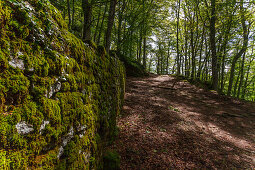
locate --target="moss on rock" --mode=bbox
[0,0,125,169]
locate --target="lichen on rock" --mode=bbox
[0,0,125,169]
[15,121,34,135]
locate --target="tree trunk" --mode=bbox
[176,0,181,75]
[72,0,75,28]
[210,0,218,90]
[237,53,246,98]
[233,67,241,97]
[191,27,195,79]
[184,16,189,77]
[227,1,248,96]
[138,30,143,63]
[97,2,108,44]
[82,0,92,41]
[143,37,147,69]
[105,0,117,52]
[220,49,226,93]
[197,26,205,79]
[117,0,127,52]
[67,0,71,29]
[93,4,102,42]
[241,61,252,99]
[166,41,171,74]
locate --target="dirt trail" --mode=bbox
[111,75,255,169]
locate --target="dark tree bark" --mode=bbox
[72,0,75,27]
[166,41,171,74]
[82,0,92,41]
[233,65,241,97]
[143,37,147,69]
[242,59,253,99]
[93,4,102,42]
[117,0,127,52]
[97,2,108,44]
[138,30,143,63]
[197,25,205,79]
[176,0,181,75]
[210,0,218,90]
[184,15,189,77]
[67,0,71,29]
[190,26,195,79]
[237,53,246,98]
[105,0,117,52]
[227,1,248,96]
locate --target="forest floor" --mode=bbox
[110,74,255,169]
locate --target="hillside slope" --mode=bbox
[0,0,125,169]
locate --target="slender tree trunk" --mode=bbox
[157,54,160,74]
[160,52,163,74]
[136,38,139,61]
[117,0,126,52]
[105,0,117,52]
[72,0,75,28]
[129,30,133,58]
[220,48,226,93]
[237,53,246,98]
[176,0,181,75]
[166,41,171,74]
[97,2,108,44]
[191,27,195,79]
[210,0,218,90]
[67,0,71,29]
[188,41,191,77]
[148,57,152,72]
[219,20,232,93]
[143,37,147,69]
[227,1,248,96]
[142,0,146,68]
[138,30,143,63]
[184,17,188,77]
[197,26,205,79]
[93,4,102,42]
[201,38,208,81]
[233,67,241,97]
[82,0,92,41]
[242,62,251,99]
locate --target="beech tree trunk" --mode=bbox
[210,0,218,90]
[67,0,71,29]
[227,1,248,96]
[82,0,92,41]
[105,0,117,52]
[176,0,181,75]
[97,2,108,44]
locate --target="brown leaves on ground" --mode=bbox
[111,75,255,169]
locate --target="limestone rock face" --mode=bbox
[0,0,125,169]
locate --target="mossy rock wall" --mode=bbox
[0,0,125,169]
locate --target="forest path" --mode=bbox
[111,75,255,169]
